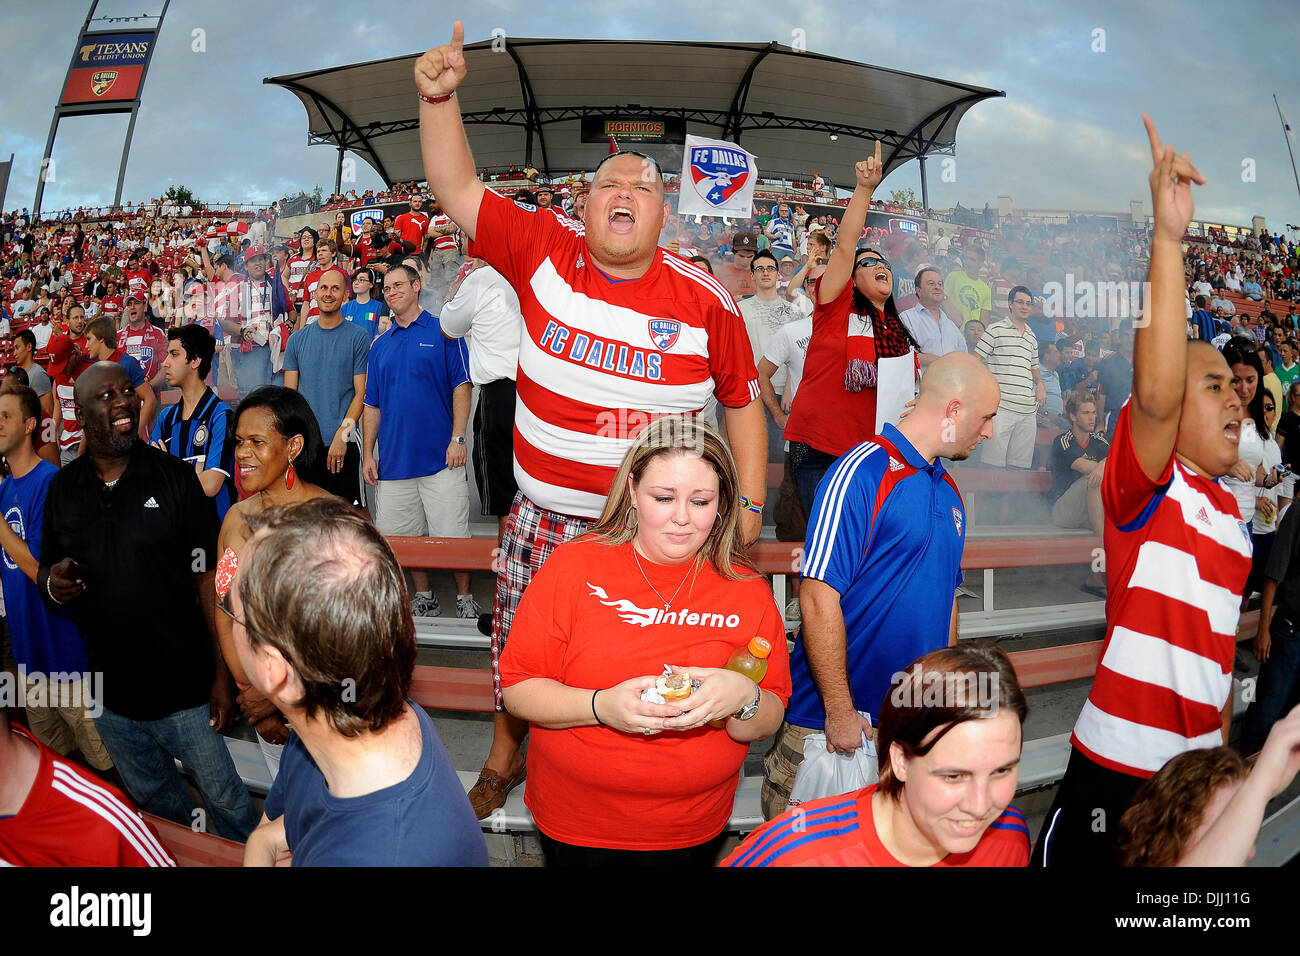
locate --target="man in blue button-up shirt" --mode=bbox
[760,352,1001,819]
[362,263,477,620]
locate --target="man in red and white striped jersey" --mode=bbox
[415,22,769,819]
[1033,116,1251,867]
[0,714,175,866]
[426,198,460,295]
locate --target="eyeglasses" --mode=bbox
[854,257,891,272]
[752,265,779,274]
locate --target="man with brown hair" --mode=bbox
[239,498,486,866]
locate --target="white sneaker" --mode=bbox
[785,598,802,623]
[412,592,441,618]
[456,594,482,619]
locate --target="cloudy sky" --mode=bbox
[5,0,1300,232]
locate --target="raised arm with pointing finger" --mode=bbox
[415,21,485,242]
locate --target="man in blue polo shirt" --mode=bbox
[362,263,478,619]
[760,352,1001,819]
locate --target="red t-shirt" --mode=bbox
[784,278,904,457]
[1071,404,1252,778]
[0,725,175,866]
[721,785,1029,867]
[498,538,790,850]
[352,236,379,270]
[394,210,431,252]
[468,188,759,518]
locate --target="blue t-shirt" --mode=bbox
[363,311,470,481]
[0,462,87,674]
[786,424,965,727]
[114,350,146,388]
[150,388,236,523]
[283,320,372,442]
[341,299,386,341]
[264,703,488,867]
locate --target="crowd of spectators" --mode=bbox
[6,67,1300,870]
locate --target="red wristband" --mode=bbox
[418,91,454,105]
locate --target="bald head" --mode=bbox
[917,352,999,410]
[898,351,1001,463]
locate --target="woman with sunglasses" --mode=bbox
[782,142,919,511]
[214,387,331,778]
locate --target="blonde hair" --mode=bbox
[586,415,757,581]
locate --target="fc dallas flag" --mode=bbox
[678,135,757,218]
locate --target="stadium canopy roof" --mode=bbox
[265,37,1003,189]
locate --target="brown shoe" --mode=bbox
[467,764,526,819]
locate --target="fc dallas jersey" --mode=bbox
[0,725,175,867]
[288,256,314,302]
[125,268,151,300]
[1071,404,1252,778]
[722,786,1030,867]
[118,323,168,381]
[100,294,123,318]
[394,210,431,252]
[429,213,458,251]
[468,188,759,518]
[352,236,379,270]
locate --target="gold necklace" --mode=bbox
[631,545,694,610]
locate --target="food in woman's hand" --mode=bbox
[657,672,693,702]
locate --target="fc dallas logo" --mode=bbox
[91,70,119,97]
[648,319,680,351]
[688,145,750,208]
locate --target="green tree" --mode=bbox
[164,183,199,206]
[888,187,917,206]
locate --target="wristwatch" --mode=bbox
[450,436,466,445]
[734,683,762,721]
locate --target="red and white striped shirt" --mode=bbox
[287,256,314,304]
[0,725,175,866]
[117,323,168,381]
[1072,403,1252,778]
[469,188,759,518]
[429,213,458,251]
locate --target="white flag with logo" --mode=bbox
[678,135,758,219]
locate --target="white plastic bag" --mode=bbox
[787,712,878,809]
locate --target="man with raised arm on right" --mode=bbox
[1032,117,1252,868]
[414,22,769,819]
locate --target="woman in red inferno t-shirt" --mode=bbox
[500,416,790,865]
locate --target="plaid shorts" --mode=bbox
[491,491,594,711]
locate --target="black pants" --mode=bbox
[789,441,840,515]
[1030,747,1144,868]
[317,441,362,507]
[538,830,726,867]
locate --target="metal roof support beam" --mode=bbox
[505,44,550,175]
[725,43,776,143]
